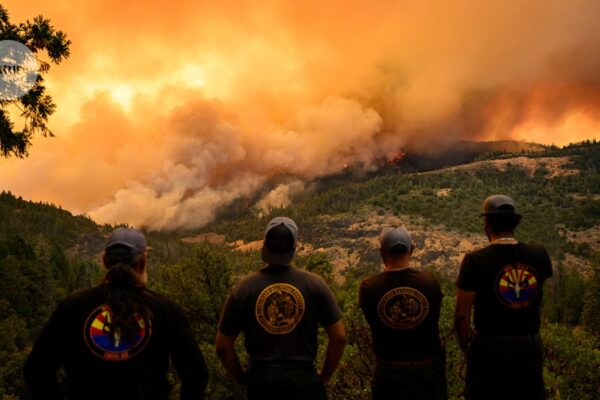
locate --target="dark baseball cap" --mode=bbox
[380,227,412,253]
[105,227,148,254]
[482,195,519,215]
[261,217,298,266]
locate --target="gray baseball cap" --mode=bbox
[380,227,412,253]
[261,217,298,266]
[105,227,148,254]
[482,195,519,215]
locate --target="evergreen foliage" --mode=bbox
[0,5,71,158]
[0,142,599,398]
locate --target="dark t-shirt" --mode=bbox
[359,268,443,361]
[456,242,553,336]
[24,285,208,400]
[218,265,342,363]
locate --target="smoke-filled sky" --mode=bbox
[1,0,599,230]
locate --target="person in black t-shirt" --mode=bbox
[360,227,447,400]
[24,228,208,400]
[455,195,553,400]
[216,217,347,400]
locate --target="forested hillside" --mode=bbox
[1,141,599,399]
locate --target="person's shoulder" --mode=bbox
[360,272,386,287]
[519,241,548,254]
[61,285,105,306]
[144,287,175,303]
[143,288,186,314]
[358,272,388,297]
[468,244,494,258]
[144,288,181,310]
[233,270,265,289]
[414,268,439,282]
[295,268,329,285]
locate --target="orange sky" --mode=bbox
[0,0,599,229]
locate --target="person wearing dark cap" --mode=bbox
[359,227,447,400]
[216,217,347,400]
[24,227,209,400]
[455,195,553,400]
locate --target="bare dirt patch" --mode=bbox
[423,156,578,179]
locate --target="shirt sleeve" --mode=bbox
[315,277,342,327]
[358,280,367,312]
[456,253,479,292]
[167,303,209,400]
[218,290,244,337]
[23,301,68,400]
[358,279,376,327]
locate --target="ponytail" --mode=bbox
[103,249,152,345]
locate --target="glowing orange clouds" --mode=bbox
[0,0,598,229]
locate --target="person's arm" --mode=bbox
[23,302,67,399]
[454,289,476,355]
[215,289,245,384]
[318,320,347,385]
[215,332,245,384]
[168,305,209,399]
[358,280,373,325]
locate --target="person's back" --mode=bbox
[360,227,447,400]
[455,195,553,400]
[24,228,208,400]
[460,241,552,336]
[360,268,442,360]
[223,266,341,363]
[216,217,347,400]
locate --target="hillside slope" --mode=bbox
[201,142,600,278]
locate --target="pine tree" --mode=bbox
[0,5,70,157]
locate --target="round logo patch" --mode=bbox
[377,287,429,329]
[255,283,305,334]
[495,263,539,309]
[84,305,151,361]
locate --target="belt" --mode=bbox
[376,357,434,367]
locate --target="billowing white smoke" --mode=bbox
[255,180,307,214]
[2,0,600,231]
[90,97,392,230]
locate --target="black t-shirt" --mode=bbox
[218,265,342,363]
[359,268,443,361]
[24,285,208,400]
[456,242,553,336]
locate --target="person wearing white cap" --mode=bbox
[455,195,553,400]
[24,227,209,399]
[359,227,447,400]
[216,217,347,400]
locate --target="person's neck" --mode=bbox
[266,263,290,269]
[489,232,517,243]
[383,263,411,272]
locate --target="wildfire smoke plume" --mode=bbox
[0,0,598,229]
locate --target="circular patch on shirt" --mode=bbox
[255,283,305,334]
[495,263,539,309]
[83,305,151,361]
[377,287,429,329]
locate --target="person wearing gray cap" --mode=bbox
[455,195,553,400]
[359,227,447,399]
[216,217,347,400]
[24,227,209,400]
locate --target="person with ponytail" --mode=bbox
[24,227,209,400]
